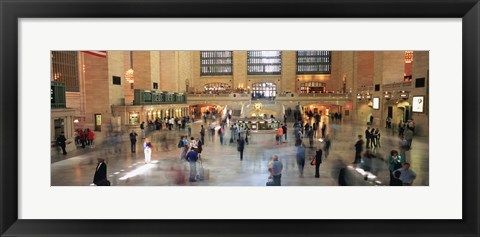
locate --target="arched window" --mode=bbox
[252,82,277,98]
[204,83,231,93]
[299,82,326,94]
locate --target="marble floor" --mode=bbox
[51,119,429,186]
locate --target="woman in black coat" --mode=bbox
[314,147,323,178]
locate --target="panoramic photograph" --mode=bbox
[50,50,429,186]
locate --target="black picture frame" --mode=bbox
[1,0,479,236]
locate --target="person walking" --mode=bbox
[321,122,327,138]
[186,122,192,137]
[237,137,245,161]
[399,135,409,162]
[270,155,283,186]
[282,124,287,143]
[276,127,283,145]
[308,128,314,148]
[144,138,153,163]
[87,129,95,148]
[200,125,205,145]
[388,150,404,185]
[365,127,371,149]
[370,128,377,151]
[195,137,203,159]
[323,134,331,159]
[314,147,323,178]
[56,132,67,155]
[404,127,414,149]
[353,135,364,164]
[218,126,224,145]
[129,130,138,153]
[93,158,109,186]
[140,122,145,139]
[186,147,199,182]
[296,144,306,177]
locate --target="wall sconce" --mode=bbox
[384,91,391,100]
[399,90,409,100]
[356,93,362,100]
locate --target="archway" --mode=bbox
[299,81,326,94]
[252,82,276,99]
[203,82,231,93]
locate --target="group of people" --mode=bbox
[365,126,381,151]
[74,128,95,149]
[351,122,417,185]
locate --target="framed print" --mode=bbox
[372,97,380,110]
[1,0,479,237]
[412,96,424,113]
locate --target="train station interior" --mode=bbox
[50,50,429,186]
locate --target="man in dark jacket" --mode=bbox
[56,132,67,155]
[365,127,371,149]
[237,138,245,161]
[353,135,364,164]
[93,158,108,186]
[129,130,138,153]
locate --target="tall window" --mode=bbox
[51,51,79,92]
[200,51,233,76]
[247,51,282,75]
[296,51,331,74]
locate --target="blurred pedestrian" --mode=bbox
[352,135,364,164]
[200,125,205,145]
[140,122,145,139]
[271,155,283,186]
[144,138,153,163]
[399,136,409,162]
[395,163,417,186]
[129,130,138,153]
[186,147,198,182]
[296,144,306,177]
[323,134,331,159]
[321,122,327,138]
[87,129,95,148]
[390,170,403,186]
[93,158,109,186]
[314,147,323,178]
[237,137,245,161]
[56,132,67,155]
[388,150,404,185]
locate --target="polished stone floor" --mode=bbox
[51,118,429,186]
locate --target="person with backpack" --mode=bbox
[185,147,199,182]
